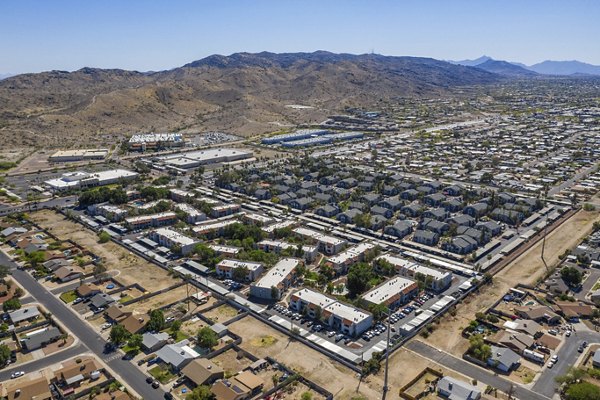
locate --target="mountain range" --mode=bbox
[0,51,498,149]
[450,56,600,76]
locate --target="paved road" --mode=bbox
[406,340,550,400]
[533,329,600,397]
[0,195,78,216]
[0,251,164,400]
[0,343,85,381]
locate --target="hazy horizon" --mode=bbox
[1,0,599,74]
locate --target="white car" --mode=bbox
[551,355,558,363]
[547,361,554,369]
[10,371,25,379]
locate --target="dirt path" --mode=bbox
[424,209,600,355]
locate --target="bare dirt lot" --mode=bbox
[128,286,188,314]
[228,315,382,400]
[211,349,254,376]
[203,304,239,324]
[30,210,180,291]
[425,209,600,356]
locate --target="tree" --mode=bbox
[109,324,129,345]
[301,392,313,400]
[3,298,21,312]
[368,303,389,322]
[93,262,108,280]
[565,381,600,400]
[186,385,215,400]
[146,309,166,332]
[347,263,375,297]
[0,343,11,366]
[270,286,280,300]
[127,334,143,351]
[0,265,10,279]
[232,266,249,282]
[197,327,218,349]
[468,334,492,362]
[170,320,182,339]
[561,266,583,287]
[25,251,45,268]
[98,231,111,243]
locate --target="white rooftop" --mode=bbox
[253,258,299,289]
[361,276,417,305]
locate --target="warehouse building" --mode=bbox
[250,258,299,300]
[261,129,329,144]
[156,148,253,171]
[49,148,108,162]
[290,288,373,337]
[128,133,185,151]
[45,169,138,192]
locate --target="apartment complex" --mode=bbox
[250,258,300,300]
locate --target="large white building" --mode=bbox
[250,258,300,300]
[149,227,199,255]
[215,259,264,282]
[326,242,377,273]
[292,227,347,255]
[377,254,452,292]
[360,276,419,309]
[192,220,239,237]
[289,288,373,337]
[45,169,138,192]
[175,203,206,224]
[157,148,253,170]
[49,149,108,162]
[128,133,185,151]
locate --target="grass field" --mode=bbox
[149,365,175,384]
[59,290,77,303]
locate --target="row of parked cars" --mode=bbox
[222,279,242,291]
[361,323,388,341]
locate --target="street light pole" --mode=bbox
[382,309,391,400]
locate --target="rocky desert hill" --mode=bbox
[0,51,499,149]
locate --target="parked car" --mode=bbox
[11,371,25,379]
[152,380,160,389]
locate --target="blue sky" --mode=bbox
[1,0,599,74]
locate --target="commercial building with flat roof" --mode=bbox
[360,276,418,309]
[157,148,253,170]
[49,148,108,162]
[45,169,138,192]
[250,258,299,300]
[326,242,376,273]
[292,227,347,255]
[128,133,184,151]
[290,288,373,336]
[377,254,452,291]
[149,227,199,255]
[216,259,264,282]
[261,129,329,144]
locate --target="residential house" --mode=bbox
[121,314,148,335]
[315,205,339,218]
[337,209,362,224]
[514,306,561,324]
[442,235,478,255]
[420,218,449,235]
[182,358,225,387]
[384,220,413,239]
[424,193,446,207]
[447,214,476,227]
[54,265,84,283]
[53,358,100,390]
[142,332,170,352]
[370,206,393,219]
[487,346,520,372]
[463,203,488,218]
[155,339,200,370]
[4,376,52,400]
[436,376,481,400]
[412,230,439,246]
[90,293,115,310]
[423,208,449,221]
[21,326,62,351]
[76,283,101,299]
[9,306,41,325]
[379,196,403,211]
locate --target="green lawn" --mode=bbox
[161,329,189,342]
[148,365,175,384]
[60,290,77,303]
[118,295,133,304]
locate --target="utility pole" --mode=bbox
[382,309,391,400]
[540,185,550,273]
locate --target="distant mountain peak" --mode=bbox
[449,55,492,67]
[475,59,538,77]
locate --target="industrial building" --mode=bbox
[377,254,452,291]
[261,129,329,144]
[360,276,419,309]
[250,258,299,300]
[128,133,185,151]
[281,132,365,148]
[44,169,138,192]
[149,227,199,255]
[290,288,373,337]
[48,148,108,162]
[155,148,253,171]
